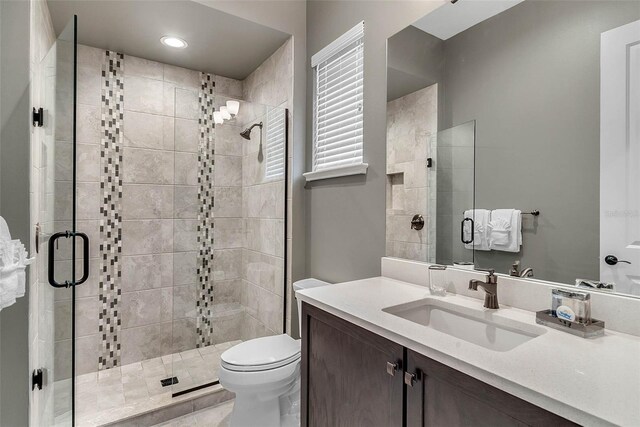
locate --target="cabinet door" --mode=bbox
[301,303,404,427]
[406,350,578,427]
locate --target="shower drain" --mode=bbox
[160,376,179,387]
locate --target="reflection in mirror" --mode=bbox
[385,83,438,262]
[435,121,475,268]
[386,0,640,297]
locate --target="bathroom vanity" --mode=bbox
[297,258,640,427]
[301,303,574,426]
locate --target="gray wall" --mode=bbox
[441,1,640,283]
[387,25,445,131]
[387,25,443,103]
[0,0,31,425]
[305,1,444,284]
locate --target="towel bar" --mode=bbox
[462,210,540,216]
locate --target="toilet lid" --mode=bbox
[221,334,301,372]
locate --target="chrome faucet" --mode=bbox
[510,260,534,278]
[520,267,534,278]
[468,268,499,309]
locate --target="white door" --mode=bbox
[600,20,640,296]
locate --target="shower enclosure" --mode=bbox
[37,14,291,425]
[166,89,289,397]
[36,15,79,427]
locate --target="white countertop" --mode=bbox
[297,277,640,426]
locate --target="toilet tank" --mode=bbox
[293,279,331,333]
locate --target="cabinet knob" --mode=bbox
[386,361,399,376]
[404,371,417,387]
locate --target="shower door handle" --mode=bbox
[461,218,474,245]
[48,231,90,287]
[75,232,90,285]
[48,231,71,288]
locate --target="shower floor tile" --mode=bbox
[67,340,241,427]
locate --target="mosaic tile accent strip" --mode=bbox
[98,51,124,369]
[196,73,216,347]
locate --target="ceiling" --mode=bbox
[47,0,291,80]
[412,0,524,40]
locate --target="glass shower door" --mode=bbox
[38,16,82,426]
[432,120,476,267]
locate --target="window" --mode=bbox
[305,21,368,182]
[265,107,286,179]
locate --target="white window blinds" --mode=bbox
[265,107,286,179]
[312,21,364,172]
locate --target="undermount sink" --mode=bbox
[383,298,545,352]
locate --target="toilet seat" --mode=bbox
[220,334,301,372]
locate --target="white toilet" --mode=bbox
[218,278,330,427]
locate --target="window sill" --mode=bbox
[303,163,368,182]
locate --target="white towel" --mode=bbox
[463,209,491,251]
[489,209,522,252]
[0,216,33,311]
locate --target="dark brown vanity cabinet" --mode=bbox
[405,350,577,427]
[301,303,577,427]
[301,303,404,427]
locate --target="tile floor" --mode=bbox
[55,340,240,426]
[153,400,234,427]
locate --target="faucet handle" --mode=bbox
[476,268,495,275]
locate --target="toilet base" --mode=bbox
[228,379,300,427]
[229,395,281,427]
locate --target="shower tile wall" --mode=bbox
[99,50,125,370]
[52,45,245,376]
[240,38,292,337]
[385,84,438,262]
[198,90,245,347]
[48,37,291,379]
[118,54,197,368]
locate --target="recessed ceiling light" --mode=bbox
[161,36,188,49]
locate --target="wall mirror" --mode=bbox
[385,0,640,297]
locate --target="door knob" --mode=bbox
[604,255,631,266]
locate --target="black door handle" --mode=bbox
[48,231,90,287]
[461,217,474,244]
[604,255,631,266]
[76,232,90,285]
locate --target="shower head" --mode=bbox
[240,122,263,140]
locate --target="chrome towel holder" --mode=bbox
[462,210,540,216]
